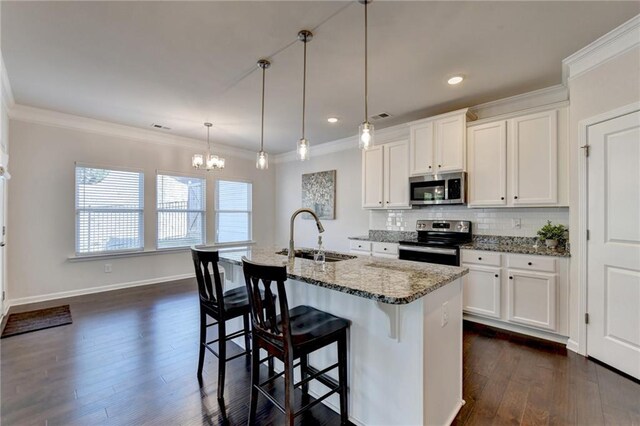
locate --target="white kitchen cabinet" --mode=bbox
[408,109,469,176]
[467,121,507,206]
[467,108,561,208]
[349,240,372,255]
[362,146,384,208]
[507,270,557,331]
[510,110,558,205]
[463,265,501,319]
[348,240,398,259]
[362,140,409,209]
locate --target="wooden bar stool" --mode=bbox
[191,248,254,401]
[242,257,351,425]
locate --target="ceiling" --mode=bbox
[2,1,639,154]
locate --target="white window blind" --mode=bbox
[215,180,252,243]
[157,174,205,249]
[75,166,144,254]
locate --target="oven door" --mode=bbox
[398,245,460,266]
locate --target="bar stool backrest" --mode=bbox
[191,248,225,314]
[242,257,293,348]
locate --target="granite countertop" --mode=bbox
[460,236,570,257]
[216,246,468,305]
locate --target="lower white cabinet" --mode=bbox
[348,240,399,259]
[463,265,501,319]
[507,270,556,331]
[462,249,568,339]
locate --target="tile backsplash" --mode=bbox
[370,206,569,237]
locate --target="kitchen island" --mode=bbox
[217,246,468,426]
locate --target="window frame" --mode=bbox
[74,163,145,256]
[156,172,207,250]
[214,178,253,244]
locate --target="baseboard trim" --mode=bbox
[444,399,465,426]
[464,316,569,349]
[566,338,580,354]
[6,273,195,309]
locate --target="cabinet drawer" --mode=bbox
[372,242,399,255]
[350,240,372,252]
[461,250,502,267]
[508,254,556,273]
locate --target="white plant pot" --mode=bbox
[545,239,558,249]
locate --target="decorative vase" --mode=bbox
[545,239,558,249]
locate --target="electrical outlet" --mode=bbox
[104,264,112,273]
[512,218,521,229]
[441,302,449,327]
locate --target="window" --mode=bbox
[157,174,205,249]
[215,180,252,243]
[75,166,144,254]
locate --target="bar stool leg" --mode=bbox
[284,352,296,426]
[217,320,227,401]
[197,311,206,380]
[248,336,260,425]
[300,353,309,398]
[243,314,251,358]
[338,331,349,425]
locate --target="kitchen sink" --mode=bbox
[275,249,356,262]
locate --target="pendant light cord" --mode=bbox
[207,125,211,153]
[364,0,368,123]
[302,37,307,139]
[260,65,266,152]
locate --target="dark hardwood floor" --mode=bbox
[1,279,638,425]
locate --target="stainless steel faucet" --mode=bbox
[289,208,325,260]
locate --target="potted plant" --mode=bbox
[537,221,568,249]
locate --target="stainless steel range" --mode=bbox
[398,220,472,266]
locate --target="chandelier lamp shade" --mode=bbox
[358,0,374,150]
[297,30,313,161]
[192,122,225,170]
[256,59,271,170]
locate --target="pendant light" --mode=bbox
[192,122,225,170]
[297,30,313,161]
[256,59,271,170]
[358,0,374,150]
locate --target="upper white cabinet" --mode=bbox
[467,108,565,208]
[409,109,469,176]
[362,140,410,209]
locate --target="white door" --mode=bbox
[467,121,507,207]
[463,265,501,318]
[587,110,640,379]
[509,110,558,205]
[507,270,557,331]
[0,178,4,315]
[362,146,384,208]
[409,122,434,175]
[384,140,409,208]
[435,114,465,173]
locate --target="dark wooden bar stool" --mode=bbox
[191,248,254,401]
[242,257,351,425]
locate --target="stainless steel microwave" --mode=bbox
[409,172,467,206]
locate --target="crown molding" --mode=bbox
[1,53,15,109]
[8,104,256,160]
[562,14,640,83]
[469,84,568,121]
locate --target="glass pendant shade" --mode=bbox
[192,154,204,168]
[359,121,374,150]
[297,138,310,161]
[256,150,269,170]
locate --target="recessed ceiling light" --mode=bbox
[447,76,464,85]
[327,117,339,123]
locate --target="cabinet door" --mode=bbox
[409,122,434,175]
[384,140,410,208]
[467,121,507,207]
[463,265,501,319]
[509,110,558,205]
[435,114,466,173]
[507,270,557,331]
[362,146,384,208]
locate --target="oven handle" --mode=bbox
[398,246,457,256]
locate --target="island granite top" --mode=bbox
[215,246,468,305]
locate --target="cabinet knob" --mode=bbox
[386,201,389,204]
[528,262,532,266]
[478,257,482,260]
[509,276,513,280]
[501,197,505,200]
[379,201,382,204]
[428,165,432,169]
[438,164,442,168]
[384,248,387,251]
[495,274,499,278]
[514,196,519,199]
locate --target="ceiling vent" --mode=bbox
[151,123,171,130]
[370,112,391,121]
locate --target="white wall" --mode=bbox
[274,146,369,252]
[7,119,275,302]
[567,45,640,348]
